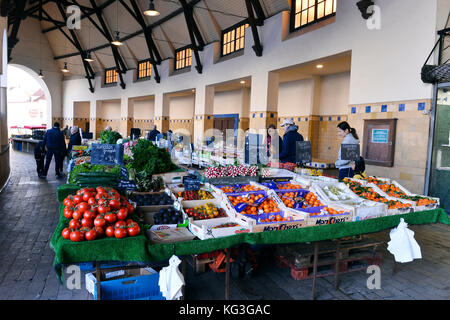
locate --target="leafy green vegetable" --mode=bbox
[100,130,123,144]
[129,139,177,176]
[68,163,121,184]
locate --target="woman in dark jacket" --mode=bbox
[67,126,82,158]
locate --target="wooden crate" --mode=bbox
[275,238,383,280]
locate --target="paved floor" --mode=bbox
[0,148,449,300]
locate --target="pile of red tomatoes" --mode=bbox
[61,187,140,242]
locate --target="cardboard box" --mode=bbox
[234,208,306,233]
[311,182,388,221]
[188,217,251,240]
[146,227,196,244]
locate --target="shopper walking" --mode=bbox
[279,119,304,164]
[41,122,67,179]
[34,140,46,178]
[335,121,360,180]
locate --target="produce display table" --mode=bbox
[51,183,450,293]
[11,137,41,154]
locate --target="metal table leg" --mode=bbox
[181,256,186,300]
[311,242,319,300]
[225,249,231,300]
[334,240,341,290]
[95,262,101,301]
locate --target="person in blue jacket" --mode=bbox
[146,125,160,142]
[41,122,67,179]
[279,118,304,164]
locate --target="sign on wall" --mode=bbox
[372,129,389,143]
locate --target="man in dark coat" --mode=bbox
[279,118,304,164]
[147,125,160,142]
[41,122,67,178]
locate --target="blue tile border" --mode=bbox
[418,102,425,111]
[381,105,387,112]
[365,106,371,113]
[351,107,356,114]
[399,104,405,112]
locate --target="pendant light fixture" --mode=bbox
[62,62,69,73]
[111,31,122,46]
[111,0,123,46]
[84,51,94,62]
[38,35,44,79]
[84,20,94,62]
[144,0,160,16]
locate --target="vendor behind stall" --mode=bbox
[279,119,304,164]
[67,126,82,158]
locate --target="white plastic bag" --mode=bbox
[158,255,185,300]
[387,218,422,263]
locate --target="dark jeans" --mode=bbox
[339,167,354,180]
[35,158,44,175]
[43,149,63,176]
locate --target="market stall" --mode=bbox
[10,125,47,153]
[50,133,450,300]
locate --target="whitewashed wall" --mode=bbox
[60,0,441,117]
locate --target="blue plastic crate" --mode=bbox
[90,271,165,300]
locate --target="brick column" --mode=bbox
[248,71,279,134]
[119,98,134,138]
[154,93,170,134]
[193,85,214,145]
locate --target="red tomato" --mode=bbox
[73,195,82,205]
[62,228,71,239]
[125,219,134,226]
[114,220,126,229]
[88,197,97,206]
[77,202,90,214]
[63,198,74,207]
[82,192,92,202]
[104,213,117,224]
[72,210,83,220]
[105,226,115,238]
[114,228,127,239]
[127,223,140,237]
[81,218,93,228]
[94,226,104,238]
[98,205,110,215]
[96,187,105,195]
[127,203,134,214]
[85,229,97,241]
[116,208,128,221]
[64,208,73,219]
[83,210,96,220]
[109,199,121,211]
[70,230,84,242]
[76,189,84,196]
[94,216,106,228]
[69,219,81,229]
